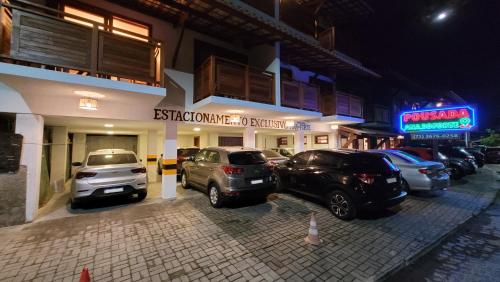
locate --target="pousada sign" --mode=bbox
[400,106,476,133]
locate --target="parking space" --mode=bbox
[0,166,497,281]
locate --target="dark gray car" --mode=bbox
[180,147,275,207]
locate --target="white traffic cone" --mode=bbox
[304,212,322,245]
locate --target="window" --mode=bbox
[292,152,311,165]
[310,152,342,167]
[64,6,105,28]
[87,154,137,166]
[205,151,221,163]
[112,17,149,41]
[277,137,288,146]
[195,150,207,162]
[315,135,329,144]
[228,152,266,165]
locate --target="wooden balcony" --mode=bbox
[281,80,320,112]
[0,0,164,87]
[194,56,275,104]
[321,91,363,118]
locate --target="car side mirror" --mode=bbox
[72,162,82,167]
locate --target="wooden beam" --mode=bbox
[375,138,389,149]
[342,133,356,149]
[171,12,188,69]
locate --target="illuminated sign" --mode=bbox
[411,133,462,140]
[400,106,476,133]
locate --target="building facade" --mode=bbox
[0,0,380,225]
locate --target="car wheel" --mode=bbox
[402,179,410,193]
[70,199,79,209]
[275,174,285,192]
[137,191,147,201]
[450,166,464,180]
[181,171,190,189]
[208,183,223,208]
[329,190,356,220]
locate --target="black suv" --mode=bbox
[274,149,407,220]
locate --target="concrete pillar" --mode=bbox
[328,129,339,149]
[243,127,256,148]
[15,114,43,222]
[294,131,305,153]
[71,133,86,176]
[162,121,177,199]
[137,133,148,167]
[50,126,68,193]
[147,130,158,183]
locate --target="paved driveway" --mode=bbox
[0,167,497,282]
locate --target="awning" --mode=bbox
[108,0,379,77]
[339,125,399,138]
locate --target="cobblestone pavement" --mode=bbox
[0,167,498,282]
[387,168,500,282]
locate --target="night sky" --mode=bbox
[353,0,500,130]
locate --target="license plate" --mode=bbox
[104,187,124,194]
[386,177,397,184]
[251,179,263,184]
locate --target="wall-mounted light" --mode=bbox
[227,109,244,114]
[397,135,405,140]
[104,124,114,128]
[79,97,98,111]
[285,120,295,127]
[193,127,201,132]
[330,125,339,130]
[436,101,444,107]
[229,114,241,123]
[107,131,114,135]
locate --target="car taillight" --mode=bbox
[222,165,244,174]
[418,168,432,175]
[354,173,378,185]
[177,156,186,161]
[131,167,147,173]
[75,172,97,179]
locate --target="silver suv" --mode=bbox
[180,147,275,207]
[70,149,147,208]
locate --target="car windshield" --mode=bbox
[228,151,267,165]
[262,150,282,158]
[178,149,199,157]
[87,153,137,166]
[279,149,293,157]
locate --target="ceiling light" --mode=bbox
[227,109,245,114]
[74,90,106,99]
[397,135,405,140]
[436,101,443,107]
[104,124,114,128]
[330,125,339,130]
[436,12,447,21]
[254,130,258,133]
[79,97,98,111]
[107,131,114,135]
[193,127,201,132]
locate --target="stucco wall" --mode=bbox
[0,166,27,227]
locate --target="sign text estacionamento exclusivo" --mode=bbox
[153,109,311,131]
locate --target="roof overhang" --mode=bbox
[339,125,399,138]
[107,0,379,78]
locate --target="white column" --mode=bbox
[294,131,305,153]
[147,129,158,183]
[162,121,177,199]
[50,126,68,193]
[137,133,148,167]
[71,133,86,176]
[15,114,44,222]
[243,127,256,148]
[328,129,339,149]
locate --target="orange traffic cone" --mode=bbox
[79,267,90,282]
[304,212,322,245]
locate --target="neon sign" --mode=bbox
[400,106,476,133]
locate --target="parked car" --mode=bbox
[439,146,478,174]
[157,147,200,175]
[261,149,289,165]
[180,147,275,208]
[70,149,147,208]
[274,149,407,220]
[368,150,449,192]
[463,147,485,167]
[270,148,294,158]
[484,147,500,164]
[396,147,468,180]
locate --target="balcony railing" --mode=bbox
[321,90,363,118]
[281,80,320,112]
[0,0,164,87]
[194,55,275,104]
